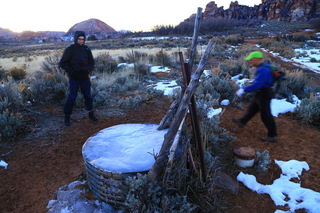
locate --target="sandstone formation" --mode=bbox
[66,18,116,39]
[186,0,320,23]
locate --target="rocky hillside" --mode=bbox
[0,28,15,39]
[185,0,320,22]
[65,18,117,39]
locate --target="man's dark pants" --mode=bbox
[64,78,93,115]
[238,88,277,137]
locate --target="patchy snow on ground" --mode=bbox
[237,160,320,213]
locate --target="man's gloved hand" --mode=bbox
[236,88,245,97]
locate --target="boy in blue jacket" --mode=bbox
[232,51,277,142]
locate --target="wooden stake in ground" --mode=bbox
[147,39,215,182]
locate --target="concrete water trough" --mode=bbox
[82,123,168,207]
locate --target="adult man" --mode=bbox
[232,51,277,142]
[60,31,98,126]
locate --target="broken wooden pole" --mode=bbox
[157,100,179,130]
[188,7,202,72]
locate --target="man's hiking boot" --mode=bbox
[261,136,278,142]
[64,114,71,126]
[88,111,98,121]
[232,118,244,128]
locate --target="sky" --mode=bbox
[1,0,261,33]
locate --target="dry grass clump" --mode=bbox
[9,67,28,80]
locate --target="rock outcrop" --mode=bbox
[186,0,320,23]
[66,18,116,39]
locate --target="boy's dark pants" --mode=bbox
[64,78,93,115]
[239,88,277,137]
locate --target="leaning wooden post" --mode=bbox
[163,115,186,185]
[148,39,215,182]
[188,7,202,72]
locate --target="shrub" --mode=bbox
[280,70,319,100]
[0,66,8,79]
[41,53,64,73]
[134,63,150,76]
[259,38,274,49]
[94,53,119,73]
[92,90,111,107]
[0,109,22,143]
[205,76,238,101]
[124,51,149,64]
[111,75,140,93]
[268,44,295,59]
[296,97,320,126]
[154,50,172,67]
[259,38,295,58]
[9,67,27,80]
[255,150,271,172]
[218,60,250,78]
[224,34,244,46]
[124,173,198,212]
[146,87,164,98]
[0,81,22,110]
[211,43,230,59]
[18,83,34,104]
[29,71,68,104]
[118,95,143,109]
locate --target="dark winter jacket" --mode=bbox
[59,31,94,81]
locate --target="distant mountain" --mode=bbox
[64,18,117,40]
[0,28,65,42]
[0,28,16,39]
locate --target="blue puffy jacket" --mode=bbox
[244,63,273,93]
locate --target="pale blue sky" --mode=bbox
[1,0,261,32]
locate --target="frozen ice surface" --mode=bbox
[82,123,168,173]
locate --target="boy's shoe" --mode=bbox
[64,114,71,126]
[232,118,244,128]
[261,136,278,142]
[89,111,98,121]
